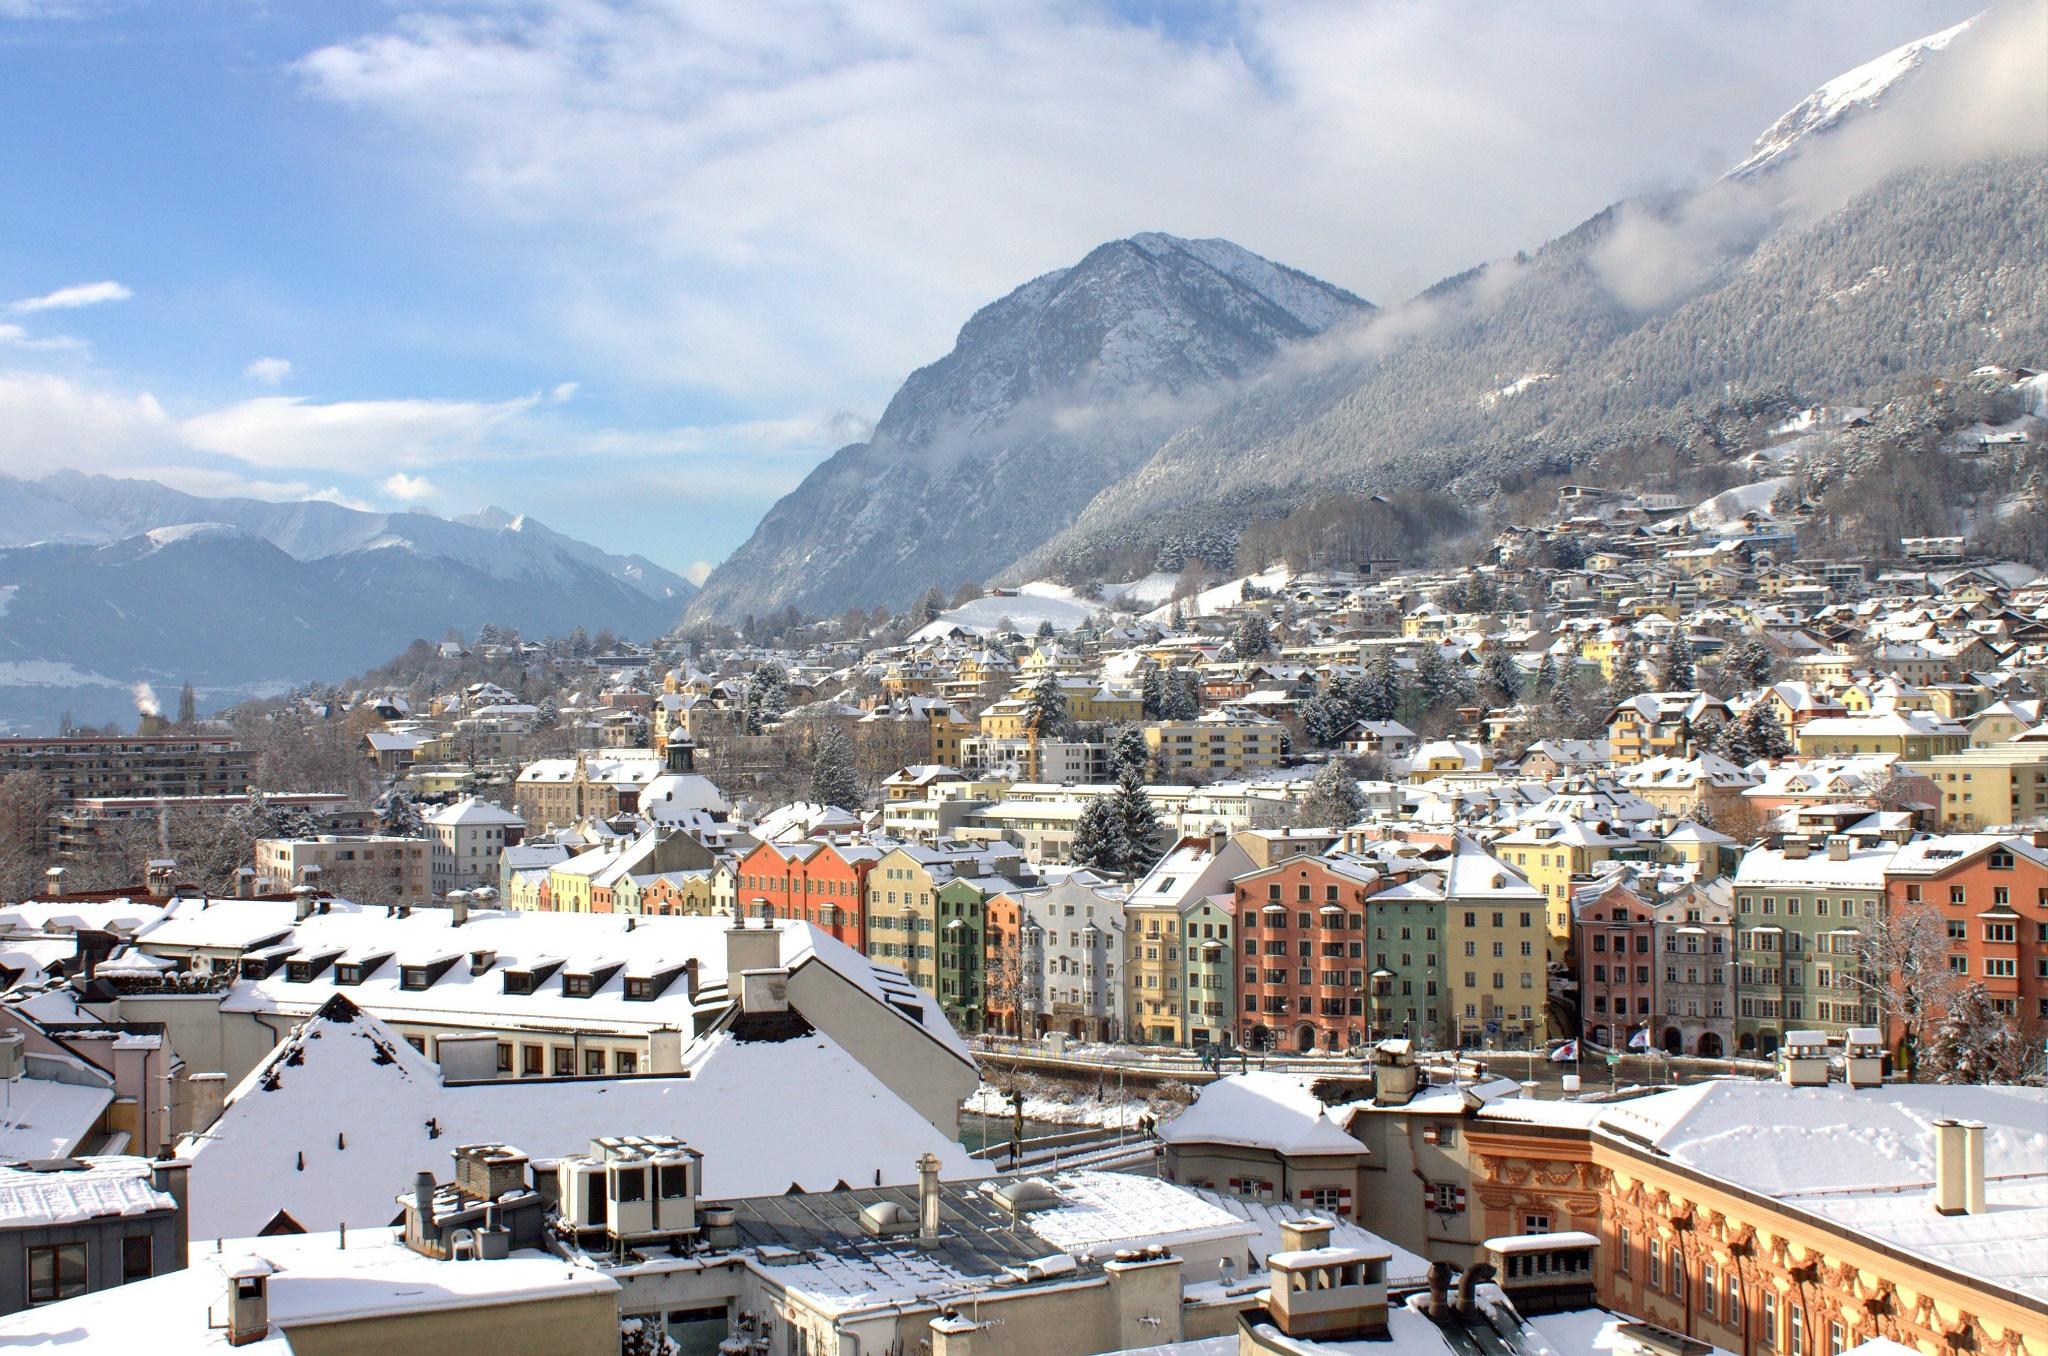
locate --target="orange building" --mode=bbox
[733,839,875,949]
[1466,1082,2046,1356]
[1885,831,2048,1038]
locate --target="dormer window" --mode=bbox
[565,974,594,997]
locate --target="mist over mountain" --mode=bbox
[691,10,2048,612]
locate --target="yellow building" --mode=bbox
[1910,741,2048,830]
[1140,715,1290,781]
[1606,692,1729,766]
[1436,839,1547,1048]
[1796,711,1967,761]
[1124,898,1186,1046]
[1490,818,1635,962]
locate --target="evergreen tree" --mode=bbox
[375,783,424,837]
[1926,982,2030,1084]
[808,727,862,811]
[1234,613,1274,661]
[1160,671,1200,721]
[1714,703,1792,765]
[177,682,198,726]
[917,587,947,624]
[1481,648,1522,705]
[1533,652,1559,699]
[1415,646,1466,715]
[1358,651,1401,723]
[1111,768,1164,875]
[1604,639,1647,707]
[1729,636,1777,689]
[744,664,788,735]
[1296,761,1366,829]
[1140,668,1166,719]
[1107,723,1152,781]
[1035,618,1056,639]
[1024,670,1071,739]
[1659,632,1697,691]
[1168,599,1189,631]
[1069,795,1129,875]
[1301,693,1348,749]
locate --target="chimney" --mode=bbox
[1782,835,1810,860]
[450,892,470,928]
[147,859,178,897]
[220,1255,275,1346]
[414,1169,437,1221]
[1455,1262,1497,1317]
[916,1151,942,1249]
[648,1027,685,1074]
[2033,829,2048,851]
[739,968,789,1016]
[293,886,315,922]
[1827,835,1850,862]
[1208,823,1228,858]
[236,867,256,900]
[725,917,782,983]
[42,866,64,898]
[152,1159,192,1271]
[1280,1217,1334,1255]
[1934,1119,1987,1216]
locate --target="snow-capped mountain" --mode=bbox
[0,474,694,731]
[0,472,695,605]
[684,233,1372,622]
[1726,16,1974,179]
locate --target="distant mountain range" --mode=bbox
[0,472,694,732]
[691,11,2047,619]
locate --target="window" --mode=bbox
[496,1043,512,1074]
[1523,1213,1550,1234]
[521,1044,543,1076]
[1647,1238,1662,1291]
[616,1051,638,1074]
[585,1049,607,1076]
[122,1234,152,1284]
[1617,1226,1632,1276]
[1701,1263,1717,1318]
[1763,1292,1778,1351]
[26,1243,87,1306]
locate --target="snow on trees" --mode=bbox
[1926,982,2031,1084]
[1024,670,1072,739]
[1234,614,1274,661]
[1659,632,1697,691]
[808,726,862,811]
[1481,647,1522,705]
[1297,761,1366,829]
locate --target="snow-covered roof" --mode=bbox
[181,997,982,1239]
[0,1156,174,1229]
[1158,1072,1372,1156]
[1594,1080,2048,1300]
[0,1226,617,1354]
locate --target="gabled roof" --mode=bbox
[181,995,982,1240]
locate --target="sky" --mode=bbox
[0,0,1989,580]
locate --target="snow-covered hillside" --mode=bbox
[908,582,1111,640]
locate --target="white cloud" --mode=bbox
[0,370,173,472]
[243,356,293,386]
[295,0,1981,406]
[0,322,86,352]
[685,560,714,586]
[177,391,547,469]
[8,280,131,313]
[381,471,439,501]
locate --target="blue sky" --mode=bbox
[0,1,1984,578]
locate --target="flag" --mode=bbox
[1549,1040,1579,1062]
[1628,1027,1651,1051]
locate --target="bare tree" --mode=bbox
[1846,900,1959,1077]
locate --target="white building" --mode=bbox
[424,797,525,896]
